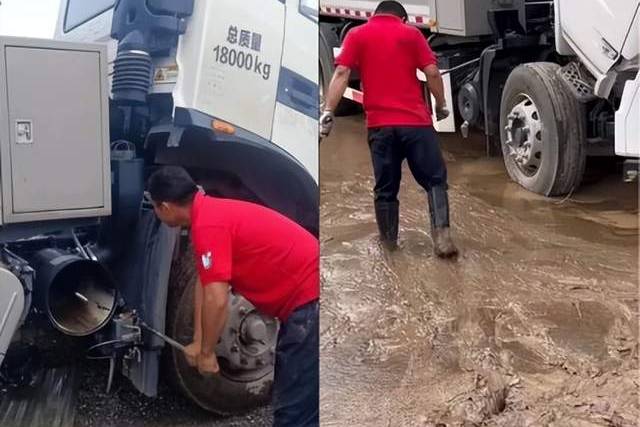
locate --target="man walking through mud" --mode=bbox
[146,166,319,426]
[320,0,458,258]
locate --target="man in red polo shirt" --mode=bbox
[320,0,458,258]
[147,166,319,426]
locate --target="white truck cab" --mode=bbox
[554,0,639,163]
[56,0,319,180]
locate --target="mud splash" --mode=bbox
[320,116,639,426]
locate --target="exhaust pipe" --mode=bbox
[33,249,117,336]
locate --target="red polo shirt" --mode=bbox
[190,192,318,321]
[335,14,437,128]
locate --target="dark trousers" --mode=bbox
[367,126,448,202]
[272,300,319,427]
[368,126,451,230]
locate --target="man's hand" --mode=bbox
[319,110,335,139]
[183,341,201,367]
[424,65,448,122]
[435,104,450,122]
[197,352,220,376]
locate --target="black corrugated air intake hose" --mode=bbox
[110,0,194,105]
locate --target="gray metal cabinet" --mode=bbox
[0,37,111,224]
[435,0,525,37]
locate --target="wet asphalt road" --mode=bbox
[0,356,272,427]
[73,359,272,427]
[320,115,638,426]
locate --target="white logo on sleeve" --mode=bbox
[201,251,213,270]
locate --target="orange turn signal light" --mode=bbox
[211,120,236,135]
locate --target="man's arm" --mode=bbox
[190,225,232,374]
[424,64,445,108]
[415,27,449,122]
[320,29,359,139]
[198,282,230,375]
[325,65,351,113]
[423,64,450,121]
[319,66,351,139]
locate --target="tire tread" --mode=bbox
[501,62,586,196]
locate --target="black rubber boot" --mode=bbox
[427,186,458,258]
[374,200,399,250]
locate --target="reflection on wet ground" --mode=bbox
[320,116,639,426]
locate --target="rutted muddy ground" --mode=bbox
[320,116,639,426]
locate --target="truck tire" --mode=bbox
[320,23,360,116]
[500,62,586,196]
[165,246,274,415]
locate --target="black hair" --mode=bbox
[374,1,408,19]
[147,166,198,205]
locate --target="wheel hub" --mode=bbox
[241,314,268,345]
[504,95,543,176]
[216,293,278,382]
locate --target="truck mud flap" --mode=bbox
[112,209,179,397]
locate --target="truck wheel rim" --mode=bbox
[504,94,543,177]
[215,293,278,383]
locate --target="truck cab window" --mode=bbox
[64,0,115,32]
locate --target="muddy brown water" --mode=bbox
[320,116,639,426]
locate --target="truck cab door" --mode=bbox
[174,0,286,141]
[270,0,319,181]
[557,0,640,75]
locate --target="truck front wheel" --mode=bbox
[166,247,276,415]
[500,63,586,196]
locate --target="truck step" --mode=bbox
[558,62,597,103]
